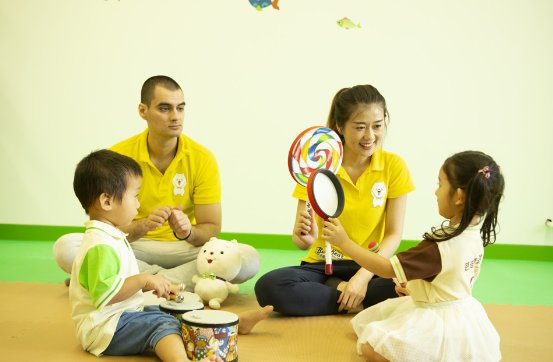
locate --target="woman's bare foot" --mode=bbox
[238,305,274,335]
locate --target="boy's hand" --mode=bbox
[144,275,172,299]
[322,218,349,247]
[167,283,186,301]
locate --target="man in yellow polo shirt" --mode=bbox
[109,75,222,289]
[54,76,238,290]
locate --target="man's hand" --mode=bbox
[144,206,172,231]
[121,206,172,242]
[169,205,192,239]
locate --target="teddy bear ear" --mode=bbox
[231,239,238,245]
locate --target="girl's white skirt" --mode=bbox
[351,296,501,362]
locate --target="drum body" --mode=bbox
[181,310,239,361]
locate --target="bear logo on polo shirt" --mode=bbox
[371,182,386,207]
[172,173,186,196]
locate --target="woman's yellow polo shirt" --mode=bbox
[293,148,415,263]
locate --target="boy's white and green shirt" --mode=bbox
[69,220,143,356]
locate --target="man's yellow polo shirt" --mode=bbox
[293,148,415,263]
[110,129,221,241]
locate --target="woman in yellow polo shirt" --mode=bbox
[255,85,415,315]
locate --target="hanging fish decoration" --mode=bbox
[337,17,361,30]
[249,0,280,11]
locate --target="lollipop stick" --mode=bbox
[306,200,312,216]
[301,201,313,236]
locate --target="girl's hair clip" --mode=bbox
[478,166,491,179]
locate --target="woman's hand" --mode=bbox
[292,202,318,248]
[337,273,369,312]
[322,217,350,248]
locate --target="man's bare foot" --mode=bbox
[238,305,274,335]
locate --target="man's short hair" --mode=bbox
[73,149,142,214]
[141,75,182,106]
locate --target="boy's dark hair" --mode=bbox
[424,150,505,246]
[73,149,142,214]
[141,75,181,106]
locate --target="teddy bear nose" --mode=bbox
[210,252,214,255]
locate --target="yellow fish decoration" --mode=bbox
[337,17,361,30]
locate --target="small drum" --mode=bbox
[159,298,204,323]
[181,310,239,362]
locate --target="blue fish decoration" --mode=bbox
[249,0,280,11]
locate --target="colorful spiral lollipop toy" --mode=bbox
[288,126,343,187]
[288,126,343,275]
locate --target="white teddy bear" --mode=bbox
[192,237,259,309]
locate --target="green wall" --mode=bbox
[1,224,551,262]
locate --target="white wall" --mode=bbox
[1,0,552,245]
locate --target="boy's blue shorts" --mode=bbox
[102,305,182,355]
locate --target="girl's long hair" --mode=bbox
[423,151,505,246]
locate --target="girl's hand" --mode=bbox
[322,218,349,247]
[395,282,410,297]
[337,274,368,312]
[293,209,317,247]
[144,275,172,299]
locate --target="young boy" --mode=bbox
[69,149,221,361]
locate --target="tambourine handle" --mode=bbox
[325,241,333,275]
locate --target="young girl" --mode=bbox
[255,85,415,315]
[323,150,504,361]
